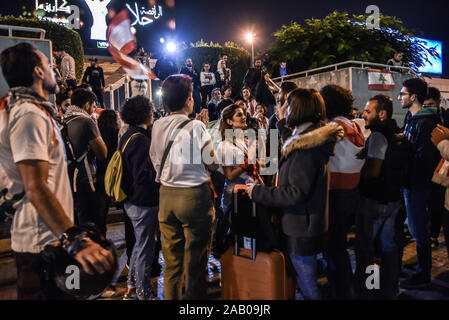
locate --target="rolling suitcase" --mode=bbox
[220,185,296,300]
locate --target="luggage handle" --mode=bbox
[233,184,257,260]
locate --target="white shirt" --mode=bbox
[0,102,74,253]
[216,139,250,182]
[200,72,216,87]
[60,52,76,81]
[150,114,212,188]
[131,80,148,97]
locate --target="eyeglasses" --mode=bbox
[398,92,410,97]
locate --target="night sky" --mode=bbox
[176,0,449,77]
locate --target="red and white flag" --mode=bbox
[368,69,395,91]
[106,9,157,80]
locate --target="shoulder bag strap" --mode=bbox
[158,119,192,179]
[121,132,143,154]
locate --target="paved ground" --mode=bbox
[1,214,448,300]
[98,219,449,300]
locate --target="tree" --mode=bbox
[178,40,250,96]
[0,16,85,81]
[265,11,438,76]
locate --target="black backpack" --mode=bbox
[369,133,414,203]
[359,131,414,203]
[61,117,92,192]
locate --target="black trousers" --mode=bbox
[200,85,214,108]
[73,184,107,233]
[13,251,71,300]
[92,87,104,108]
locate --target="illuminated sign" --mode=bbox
[35,0,80,30]
[126,3,163,26]
[35,0,70,13]
[97,41,109,49]
[5,0,176,53]
[413,37,443,75]
[84,0,110,40]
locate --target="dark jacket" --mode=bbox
[154,57,178,81]
[252,123,344,256]
[120,126,160,207]
[403,107,441,190]
[243,67,262,90]
[180,66,201,88]
[82,66,105,89]
[255,80,276,107]
[359,118,404,203]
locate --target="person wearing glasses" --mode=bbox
[398,78,441,289]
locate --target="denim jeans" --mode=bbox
[403,188,432,280]
[124,203,159,299]
[289,253,321,300]
[325,188,359,299]
[355,197,402,299]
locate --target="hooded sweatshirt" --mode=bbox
[404,107,441,189]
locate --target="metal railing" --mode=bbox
[0,25,46,39]
[271,60,419,83]
[104,75,129,110]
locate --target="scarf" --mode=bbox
[63,105,92,122]
[0,87,58,144]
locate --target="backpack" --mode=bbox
[61,117,95,192]
[104,132,142,202]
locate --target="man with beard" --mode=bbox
[0,43,114,299]
[399,78,440,289]
[387,52,405,73]
[355,95,404,299]
[243,58,263,96]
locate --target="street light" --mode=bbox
[246,32,254,67]
[166,42,176,53]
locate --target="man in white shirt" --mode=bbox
[0,43,113,299]
[53,48,77,90]
[150,74,218,299]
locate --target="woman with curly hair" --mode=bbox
[120,95,160,300]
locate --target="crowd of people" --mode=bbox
[153,53,279,119]
[1,41,449,301]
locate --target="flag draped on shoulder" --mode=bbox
[106,9,157,80]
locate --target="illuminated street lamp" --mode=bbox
[166,41,176,53]
[246,32,254,67]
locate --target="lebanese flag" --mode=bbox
[106,9,157,80]
[368,69,395,91]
